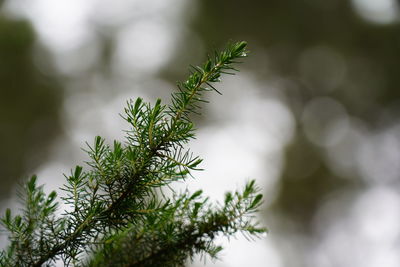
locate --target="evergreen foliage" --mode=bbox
[0,41,265,267]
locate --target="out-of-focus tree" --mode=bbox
[0,6,62,200]
[190,0,400,265]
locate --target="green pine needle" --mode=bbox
[0,41,266,267]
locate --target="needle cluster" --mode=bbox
[0,41,265,267]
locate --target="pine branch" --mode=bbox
[85,181,264,267]
[0,41,266,267]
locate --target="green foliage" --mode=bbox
[0,41,265,267]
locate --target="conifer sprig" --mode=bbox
[0,41,266,267]
[86,180,263,267]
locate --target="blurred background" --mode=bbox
[1,0,400,266]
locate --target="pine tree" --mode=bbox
[0,41,265,267]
